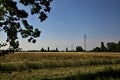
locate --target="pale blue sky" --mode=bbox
[0,0,120,50]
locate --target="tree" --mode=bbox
[56,47,59,52]
[116,41,120,52]
[93,47,101,52]
[107,42,117,52]
[47,47,50,52]
[40,47,46,52]
[76,46,83,52]
[0,0,53,50]
[66,48,68,52]
[101,42,107,52]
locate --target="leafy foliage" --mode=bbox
[76,46,83,52]
[92,41,120,52]
[93,47,101,52]
[0,0,53,50]
[101,42,107,52]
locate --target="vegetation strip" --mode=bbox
[55,68,120,80]
[0,64,120,80]
[1,59,120,73]
[0,52,120,79]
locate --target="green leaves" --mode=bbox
[19,0,35,6]
[33,28,41,37]
[39,12,48,22]
[31,3,41,15]
[0,6,5,20]
[28,37,36,43]
[0,0,53,50]
[17,10,28,18]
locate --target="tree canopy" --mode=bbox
[0,0,53,50]
[92,41,120,52]
[76,46,83,52]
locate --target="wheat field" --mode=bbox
[0,52,120,80]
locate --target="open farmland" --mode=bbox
[0,52,120,80]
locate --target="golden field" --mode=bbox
[0,52,120,80]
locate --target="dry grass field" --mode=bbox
[0,52,120,80]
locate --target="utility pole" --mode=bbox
[71,44,73,52]
[84,34,87,52]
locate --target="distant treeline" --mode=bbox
[1,41,120,53]
[22,46,84,52]
[91,41,120,52]
[25,41,120,52]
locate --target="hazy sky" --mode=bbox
[0,0,120,50]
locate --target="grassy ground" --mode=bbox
[0,52,120,80]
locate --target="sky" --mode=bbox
[0,0,120,51]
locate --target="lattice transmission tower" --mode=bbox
[84,34,87,51]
